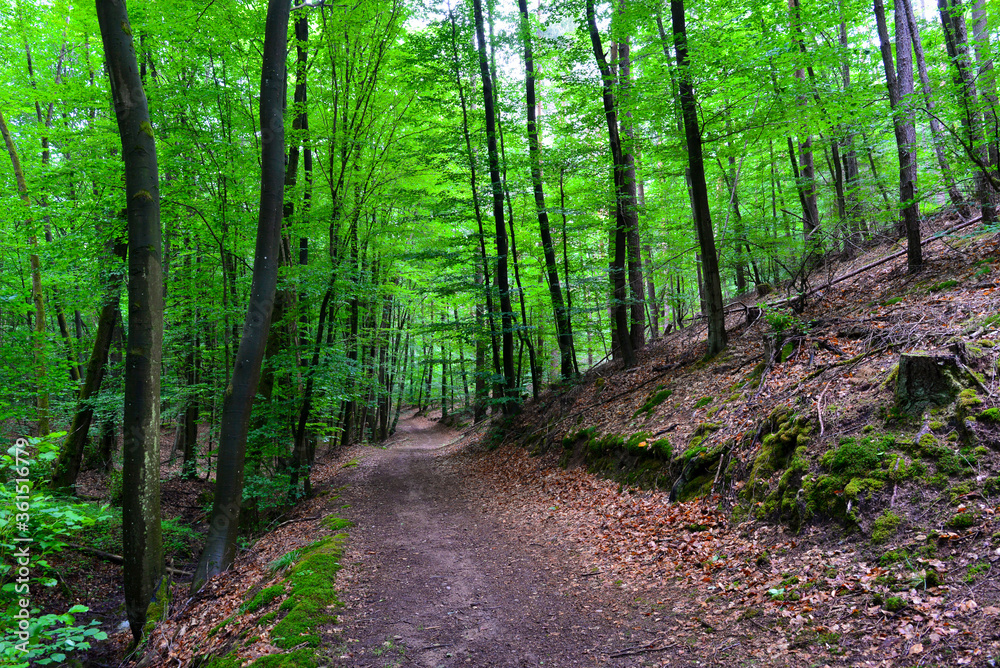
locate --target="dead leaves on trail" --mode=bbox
[458,441,997,666]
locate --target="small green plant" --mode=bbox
[268,548,302,574]
[760,304,801,334]
[0,605,107,667]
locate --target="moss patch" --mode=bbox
[271,534,346,649]
[634,386,673,417]
[871,510,901,544]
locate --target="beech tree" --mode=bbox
[95,0,164,640]
[192,0,290,592]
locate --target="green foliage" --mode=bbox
[821,437,885,479]
[0,605,107,668]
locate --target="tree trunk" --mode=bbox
[874,0,923,271]
[96,0,165,641]
[192,0,289,593]
[903,0,966,213]
[672,0,727,356]
[50,237,127,491]
[0,111,48,435]
[585,0,635,368]
[473,0,517,409]
[518,0,575,380]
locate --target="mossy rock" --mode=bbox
[747,413,811,499]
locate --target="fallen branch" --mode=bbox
[609,641,677,658]
[67,543,193,578]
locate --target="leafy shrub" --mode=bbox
[0,605,107,667]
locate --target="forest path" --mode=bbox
[331,412,682,667]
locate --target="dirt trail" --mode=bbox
[332,413,679,667]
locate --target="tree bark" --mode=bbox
[50,237,127,491]
[585,0,635,368]
[192,0,289,593]
[517,0,575,380]
[671,0,727,356]
[96,0,164,641]
[874,0,923,271]
[472,0,517,408]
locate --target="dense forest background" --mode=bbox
[2,0,999,659]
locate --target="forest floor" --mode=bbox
[59,215,1000,667]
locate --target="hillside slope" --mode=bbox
[453,216,1000,666]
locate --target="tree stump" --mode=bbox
[895,352,966,408]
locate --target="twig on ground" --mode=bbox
[609,641,678,658]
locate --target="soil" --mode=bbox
[332,412,682,667]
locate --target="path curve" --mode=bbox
[332,413,678,667]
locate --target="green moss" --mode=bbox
[625,431,654,455]
[871,510,901,544]
[946,512,976,529]
[844,477,883,500]
[882,297,903,306]
[977,407,1000,423]
[650,438,672,460]
[241,584,285,614]
[270,533,346,649]
[208,614,236,638]
[203,653,242,668]
[322,516,353,531]
[144,576,172,637]
[883,596,906,612]
[250,648,318,668]
[958,389,983,412]
[563,426,597,448]
[928,279,960,293]
[822,437,884,479]
[634,387,672,417]
[693,396,714,409]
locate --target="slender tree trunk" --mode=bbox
[0,111,48,435]
[518,0,574,380]
[874,0,923,271]
[902,0,966,213]
[192,0,289,593]
[788,0,820,241]
[473,0,517,409]
[585,0,635,368]
[940,0,995,223]
[671,0,727,356]
[51,237,127,491]
[96,0,165,641]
